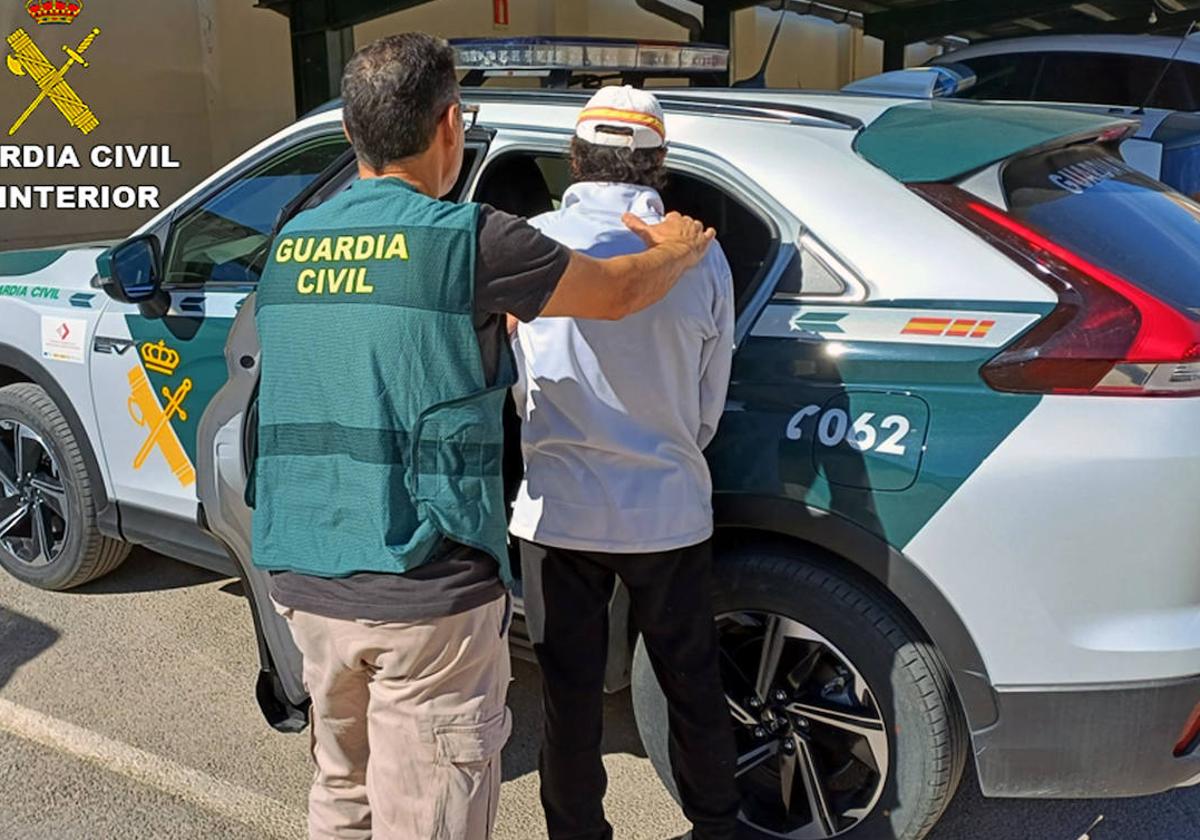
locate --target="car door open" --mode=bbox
[195,131,494,730]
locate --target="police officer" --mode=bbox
[252,33,714,840]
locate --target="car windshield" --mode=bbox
[1003,145,1200,313]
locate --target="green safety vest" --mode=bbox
[251,177,514,584]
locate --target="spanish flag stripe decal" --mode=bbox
[902,317,952,335]
[946,320,977,336]
[970,320,996,338]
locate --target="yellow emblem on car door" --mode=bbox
[127,367,195,486]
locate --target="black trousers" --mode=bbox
[520,539,740,840]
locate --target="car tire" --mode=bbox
[631,544,968,840]
[0,383,131,590]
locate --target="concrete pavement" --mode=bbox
[0,548,1196,840]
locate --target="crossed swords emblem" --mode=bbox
[127,369,196,487]
[5,26,100,136]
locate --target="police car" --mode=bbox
[1,38,1199,840]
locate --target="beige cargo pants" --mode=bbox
[276,595,512,840]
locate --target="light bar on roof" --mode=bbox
[450,37,728,75]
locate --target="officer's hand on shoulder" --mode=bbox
[623,211,715,268]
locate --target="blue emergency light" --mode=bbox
[451,36,728,79]
[842,64,978,99]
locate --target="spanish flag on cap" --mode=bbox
[576,85,666,150]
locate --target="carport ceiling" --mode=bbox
[259,0,1200,112]
[700,0,1200,42]
[259,1,1200,43]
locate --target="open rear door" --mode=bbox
[195,300,309,729]
[195,129,494,730]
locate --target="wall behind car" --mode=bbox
[0,0,933,252]
[355,0,940,88]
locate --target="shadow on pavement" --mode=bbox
[930,762,1200,840]
[69,548,226,596]
[502,657,647,783]
[0,605,59,692]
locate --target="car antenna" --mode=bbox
[732,5,787,88]
[1136,17,1198,114]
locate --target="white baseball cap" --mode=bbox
[575,85,666,150]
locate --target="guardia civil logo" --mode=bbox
[5,1,100,136]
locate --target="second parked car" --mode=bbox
[929,33,1200,196]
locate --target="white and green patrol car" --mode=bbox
[2,58,1200,840]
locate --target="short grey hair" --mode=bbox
[341,33,459,171]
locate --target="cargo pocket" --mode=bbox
[431,707,512,840]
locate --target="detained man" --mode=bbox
[254,37,716,840]
[511,87,740,840]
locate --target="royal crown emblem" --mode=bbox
[140,340,180,376]
[25,1,82,25]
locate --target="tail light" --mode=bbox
[912,183,1200,397]
[1175,701,1200,758]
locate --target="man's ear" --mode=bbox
[442,102,462,142]
[342,122,352,143]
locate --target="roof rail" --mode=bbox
[462,88,864,130]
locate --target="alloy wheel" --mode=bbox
[0,419,69,568]
[718,611,890,839]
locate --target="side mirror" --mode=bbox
[96,235,162,304]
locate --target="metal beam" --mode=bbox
[882,39,905,70]
[695,0,765,13]
[693,2,743,85]
[703,12,732,84]
[1059,7,1200,35]
[257,0,441,117]
[290,19,354,116]
[864,0,1079,42]
[774,1,863,27]
[259,0,436,33]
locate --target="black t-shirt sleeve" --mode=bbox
[475,204,571,322]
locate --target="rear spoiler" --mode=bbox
[854,99,1137,183]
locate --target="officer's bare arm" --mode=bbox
[538,212,715,321]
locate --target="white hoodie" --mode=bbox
[509,182,735,553]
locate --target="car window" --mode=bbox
[1032,52,1197,110]
[473,149,781,312]
[162,134,350,286]
[1144,61,1200,111]
[287,143,487,224]
[1004,145,1200,312]
[955,52,1200,112]
[772,235,850,299]
[954,53,1042,100]
[534,156,572,209]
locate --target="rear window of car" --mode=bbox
[1003,146,1200,312]
[952,52,1200,111]
[1036,53,1200,112]
[953,53,1041,100]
